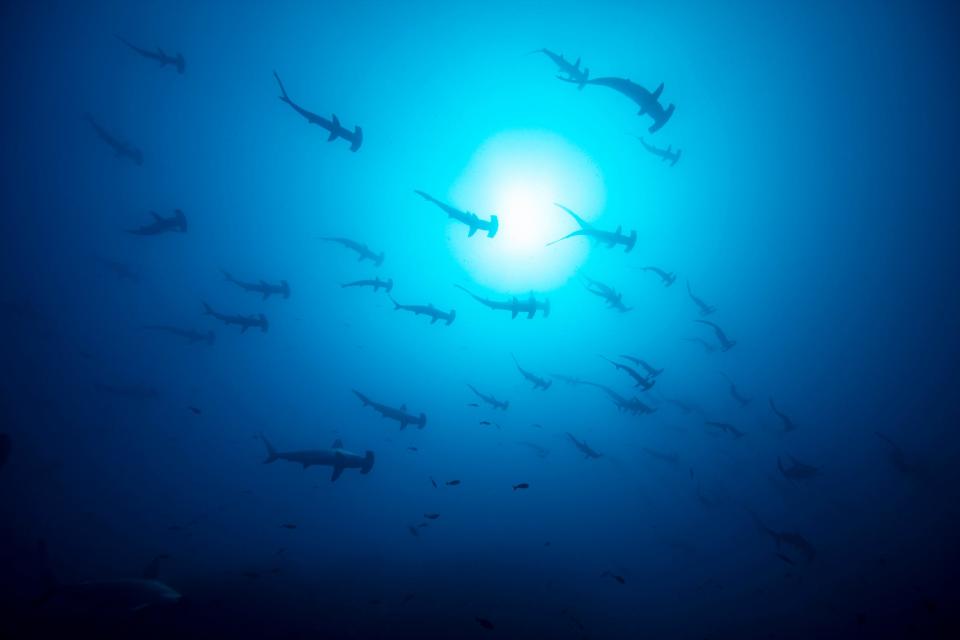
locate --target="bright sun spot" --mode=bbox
[449,130,606,292]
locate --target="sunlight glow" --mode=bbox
[450,130,606,292]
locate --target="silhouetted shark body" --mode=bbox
[388,296,456,325]
[319,236,384,266]
[581,275,631,312]
[342,277,393,292]
[566,433,603,459]
[579,76,675,133]
[769,398,798,432]
[583,382,655,415]
[414,190,499,238]
[532,48,589,88]
[705,421,745,439]
[642,266,676,286]
[144,325,215,345]
[748,510,816,563]
[202,302,268,333]
[547,204,636,251]
[261,435,374,482]
[720,373,752,407]
[454,285,550,318]
[511,355,552,390]
[222,271,290,299]
[638,137,681,165]
[116,35,185,73]
[126,209,187,235]
[353,390,426,429]
[599,356,655,390]
[85,114,143,165]
[695,320,736,351]
[686,281,716,316]
[467,384,509,410]
[273,71,362,151]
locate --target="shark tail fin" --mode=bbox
[671,150,682,167]
[273,71,290,101]
[202,302,214,315]
[350,126,363,152]
[174,209,187,232]
[446,309,456,325]
[648,104,675,133]
[388,295,401,310]
[624,230,638,253]
[553,202,590,229]
[281,281,290,298]
[259,314,269,333]
[375,251,385,267]
[487,215,499,238]
[579,68,589,89]
[418,413,427,429]
[542,298,551,318]
[361,451,375,474]
[261,434,279,463]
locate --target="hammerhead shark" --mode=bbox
[547,204,637,252]
[530,48,589,88]
[454,285,550,318]
[748,509,816,563]
[84,114,143,165]
[273,71,362,151]
[511,354,552,390]
[686,281,716,316]
[342,277,393,292]
[777,455,819,479]
[573,76,675,133]
[126,209,187,235]
[221,270,290,300]
[202,302,268,333]
[260,434,374,482]
[581,274,631,312]
[874,432,922,475]
[116,36,185,74]
[143,325,215,345]
[695,320,736,351]
[684,337,717,354]
[414,190,499,238]
[638,137,681,165]
[583,381,655,415]
[467,384,509,410]
[720,373,752,407]
[705,421,745,439]
[642,266,676,287]
[620,355,663,378]
[353,390,426,430]
[566,433,603,459]
[769,398,798,432]
[599,356,655,390]
[319,236,384,266]
[388,296,456,325]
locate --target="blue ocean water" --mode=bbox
[1,1,959,637]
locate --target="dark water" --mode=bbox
[2,1,959,638]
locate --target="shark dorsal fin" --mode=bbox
[400,403,407,412]
[332,438,343,449]
[652,82,664,101]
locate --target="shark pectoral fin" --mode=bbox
[262,292,269,300]
[430,316,438,323]
[527,309,535,319]
[331,462,345,482]
[467,226,478,237]
[332,438,344,449]
[241,325,249,333]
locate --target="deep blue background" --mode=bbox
[2,1,959,637]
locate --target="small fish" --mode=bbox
[480,420,492,426]
[407,446,418,452]
[513,483,530,490]
[446,480,461,486]
[475,616,495,630]
[188,406,202,415]
[416,522,430,528]
[400,592,415,606]
[544,541,551,547]
[280,523,297,530]
[429,476,437,488]
[467,403,480,407]
[774,553,796,566]
[424,513,440,520]
[531,423,543,428]
[407,525,419,537]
